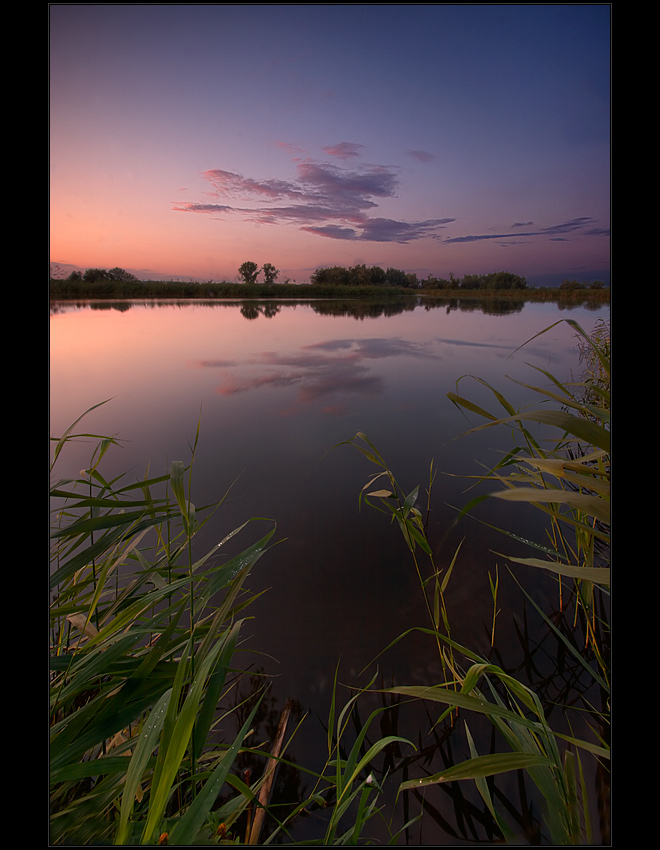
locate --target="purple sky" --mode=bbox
[50,4,610,285]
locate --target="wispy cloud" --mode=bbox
[173,145,454,243]
[322,141,365,159]
[302,217,455,243]
[174,148,606,250]
[407,149,437,163]
[443,217,608,244]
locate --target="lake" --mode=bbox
[49,295,610,844]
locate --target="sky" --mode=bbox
[49,4,611,286]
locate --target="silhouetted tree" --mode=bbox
[481,271,527,289]
[459,273,484,290]
[107,267,138,282]
[262,263,279,284]
[81,266,138,283]
[238,261,260,284]
[311,266,348,286]
[83,268,110,282]
[384,267,409,287]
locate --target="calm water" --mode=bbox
[50,296,609,843]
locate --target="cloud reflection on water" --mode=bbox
[192,336,442,415]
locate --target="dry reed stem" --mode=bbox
[248,697,294,844]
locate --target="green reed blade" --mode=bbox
[167,697,262,846]
[496,553,610,586]
[141,631,238,843]
[116,688,172,845]
[399,751,553,791]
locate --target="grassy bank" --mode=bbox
[49,277,610,305]
[49,278,412,301]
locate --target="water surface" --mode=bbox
[50,296,609,843]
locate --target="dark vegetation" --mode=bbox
[50,263,610,304]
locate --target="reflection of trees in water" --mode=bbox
[557,297,604,312]
[51,296,604,321]
[422,297,525,316]
[309,299,415,319]
[239,302,282,320]
[50,300,138,313]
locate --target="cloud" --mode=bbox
[359,217,454,243]
[407,149,437,163]
[302,217,455,244]
[443,217,604,244]
[301,224,360,240]
[297,161,397,205]
[203,169,305,201]
[174,203,235,214]
[322,142,365,159]
[173,146,452,243]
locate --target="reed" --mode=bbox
[341,318,610,843]
[259,666,420,846]
[49,276,609,305]
[49,406,406,846]
[446,318,610,670]
[49,403,279,845]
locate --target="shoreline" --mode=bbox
[49,280,610,305]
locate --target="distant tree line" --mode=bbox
[65,267,140,283]
[310,265,419,288]
[422,270,528,290]
[559,278,607,290]
[51,263,607,296]
[309,265,528,290]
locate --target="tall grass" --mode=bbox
[341,319,610,844]
[446,318,610,674]
[50,403,279,845]
[49,406,409,846]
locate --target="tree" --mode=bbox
[460,274,484,290]
[83,268,111,283]
[384,267,408,287]
[482,271,527,290]
[238,261,260,284]
[310,266,350,286]
[80,267,138,284]
[107,267,138,282]
[262,263,279,284]
[421,275,451,290]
